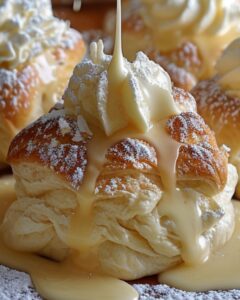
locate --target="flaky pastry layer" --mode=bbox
[8,88,228,194]
[4,86,237,279]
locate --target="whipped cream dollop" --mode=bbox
[64,40,179,136]
[0,0,73,68]
[140,0,240,49]
[216,38,240,96]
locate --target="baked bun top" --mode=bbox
[4,30,237,282]
[0,0,86,165]
[191,42,240,198]
[0,37,85,132]
[192,37,240,162]
[8,86,228,196]
[192,77,240,158]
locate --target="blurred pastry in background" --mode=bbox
[192,38,240,199]
[0,0,86,167]
[105,0,240,91]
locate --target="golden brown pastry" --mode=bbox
[2,39,237,281]
[192,38,240,199]
[105,0,240,91]
[0,0,86,166]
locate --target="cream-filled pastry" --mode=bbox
[105,0,240,91]
[3,18,237,280]
[192,37,240,199]
[0,0,86,166]
[0,1,239,299]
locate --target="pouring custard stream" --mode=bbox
[65,0,181,253]
[63,0,213,267]
[0,0,239,299]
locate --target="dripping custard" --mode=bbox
[0,1,240,299]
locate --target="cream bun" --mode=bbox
[3,39,237,280]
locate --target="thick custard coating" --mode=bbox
[0,3,238,300]
[3,41,237,280]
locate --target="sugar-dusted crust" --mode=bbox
[192,77,240,198]
[148,42,201,92]
[192,77,240,157]
[7,107,90,190]
[173,87,197,112]
[166,112,228,193]
[0,31,86,165]
[8,88,228,194]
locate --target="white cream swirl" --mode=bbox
[216,38,240,96]
[64,40,179,136]
[0,0,74,68]
[140,0,240,46]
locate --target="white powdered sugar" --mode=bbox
[192,78,240,128]
[0,69,18,110]
[0,69,18,90]
[134,283,240,300]
[1,265,240,300]
[0,265,41,300]
[0,65,38,117]
[58,117,71,135]
[105,138,157,171]
[8,108,91,190]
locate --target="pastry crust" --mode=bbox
[192,77,240,198]
[4,87,237,281]
[0,30,86,165]
[8,88,227,194]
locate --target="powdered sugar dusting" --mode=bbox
[1,265,240,300]
[157,54,196,91]
[8,108,92,190]
[166,112,228,190]
[0,70,18,90]
[64,40,174,135]
[149,41,202,91]
[0,265,41,300]
[192,77,240,130]
[58,117,71,135]
[167,112,207,143]
[173,87,197,112]
[134,283,240,300]
[105,138,157,171]
[96,176,128,195]
[0,66,38,119]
